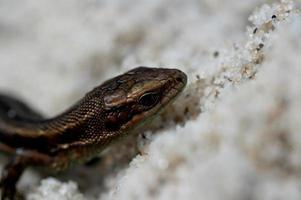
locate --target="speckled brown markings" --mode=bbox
[0,67,187,200]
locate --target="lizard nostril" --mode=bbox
[173,70,187,84]
[176,77,183,83]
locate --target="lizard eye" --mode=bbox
[138,92,160,107]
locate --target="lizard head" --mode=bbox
[90,66,187,134]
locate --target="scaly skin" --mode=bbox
[0,66,187,199]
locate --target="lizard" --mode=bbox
[0,66,187,199]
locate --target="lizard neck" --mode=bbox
[0,97,106,153]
